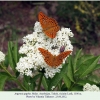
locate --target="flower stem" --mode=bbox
[14,79,27,91]
[0,63,12,77]
[37,73,44,91]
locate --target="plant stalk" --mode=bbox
[0,63,12,77]
[37,73,44,91]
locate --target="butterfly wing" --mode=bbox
[52,56,63,67]
[54,51,72,67]
[38,48,55,67]
[38,12,49,29]
[44,18,60,38]
[38,12,60,38]
[38,48,72,68]
[58,51,72,59]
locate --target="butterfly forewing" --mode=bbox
[58,51,72,59]
[38,48,51,58]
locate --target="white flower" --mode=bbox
[28,83,31,85]
[34,21,43,32]
[44,66,61,78]
[0,51,5,63]
[57,27,74,39]
[51,86,55,90]
[83,83,100,91]
[16,21,74,78]
[16,57,34,77]
[91,85,100,91]
[83,83,91,91]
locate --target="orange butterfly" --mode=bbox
[38,12,60,39]
[38,48,72,68]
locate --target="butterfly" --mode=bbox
[38,48,72,68]
[38,12,60,39]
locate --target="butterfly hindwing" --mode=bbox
[38,48,54,67]
[44,26,59,38]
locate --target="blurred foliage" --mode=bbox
[56,1,100,48]
[0,25,20,41]
[1,1,100,50]
[21,1,45,6]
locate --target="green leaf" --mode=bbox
[0,73,8,90]
[32,73,42,82]
[15,71,20,78]
[63,73,71,89]
[8,41,16,70]
[13,42,19,64]
[22,75,36,91]
[0,72,10,77]
[48,64,67,90]
[67,56,74,82]
[77,79,96,86]
[75,64,88,77]
[76,55,94,69]
[73,49,82,71]
[71,85,83,91]
[61,84,68,91]
[27,73,42,91]
[87,74,100,84]
[23,76,30,90]
[4,54,9,68]
[29,81,36,91]
[8,88,23,91]
[94,64,100,70]
[42,76,48,91]
[75,56,100,78]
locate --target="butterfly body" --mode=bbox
[38,12,60,38]
[38,48,72,68]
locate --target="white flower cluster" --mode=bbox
[83,83,100,91]
[0,51,5,63]
[16,21,74,78]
